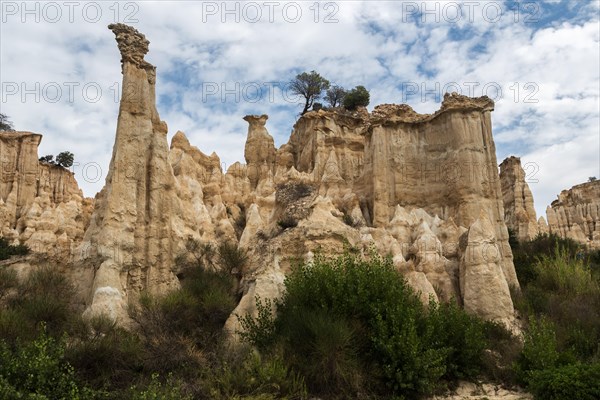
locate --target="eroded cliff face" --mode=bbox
[1,24,521,328]
[228,95,519,326]
[499,156,546,241]
[546,180,600,248]
[0,131,92,258]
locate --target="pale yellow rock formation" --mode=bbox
[79,24,180,323]
[0,131,92,259]
[244,114,276,189]
[546,180,600,248]
[1,25,521,328]
[499,156,541,241]
[460,212,514,321]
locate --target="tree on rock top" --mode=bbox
[56,151,74,168]
[343,85,370,110]
[324,85,347,108]
[289,71,330,115]
[0,113,15,131]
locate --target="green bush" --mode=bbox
[481,321,521,385]
[512,233,582,286]
[0,237,30,261]
[527,362,600,400]
[0,327,93,400]
[509,232,600,397]
[66,315,143,391]
[16,268,76,337]
[515,316,560,383]
[240,252,487,398]
[427,300,487,380]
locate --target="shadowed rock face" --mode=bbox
[499,156,546,241]
[546,180,600,248]
[1,24,521,328]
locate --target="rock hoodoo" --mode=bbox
[78,24,179,322]
[499,156,546,241]
[0,24,523,328]
[546,180,600,248]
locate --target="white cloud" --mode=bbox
[1,0,598,219]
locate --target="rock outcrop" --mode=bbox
[499,156,544,241]
[2,24,522,328]
[0,131,92,258]
[78,24,180,322]
[546,180,600,248]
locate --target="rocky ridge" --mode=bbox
[500,156,599,248]
[0,131,92,259]
[499,156,547,241]
[0,24,522,328]
[546,180,600,248]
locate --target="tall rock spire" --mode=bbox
[79,24,179,323]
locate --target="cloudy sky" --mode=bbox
[1,0,599,217]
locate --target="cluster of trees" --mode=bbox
[39,152,75,168]
[289,71,370,115]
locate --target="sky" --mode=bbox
[1,0,599,218]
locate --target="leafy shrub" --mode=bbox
[66,315,143,391]
[527,362,600,400]
[342,213,358,227]
[0,267,76,343]
[233,205,247,238]
[0,237,30,261]
[512,233,581,286]
[510,231,600,397]
[275,182,314,205]
[515,316,560,383]
[427,300,487,380]
[240,253,487,398]
[238,296,276,350]
[534,249,598,296]
[0,327,92,399]
[517,249,600,362]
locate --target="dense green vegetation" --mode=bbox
[510,233,600,400]
[0,237,29,261]
[1,232,598,399]
[39,151,75,168]
[240,253,488,399]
